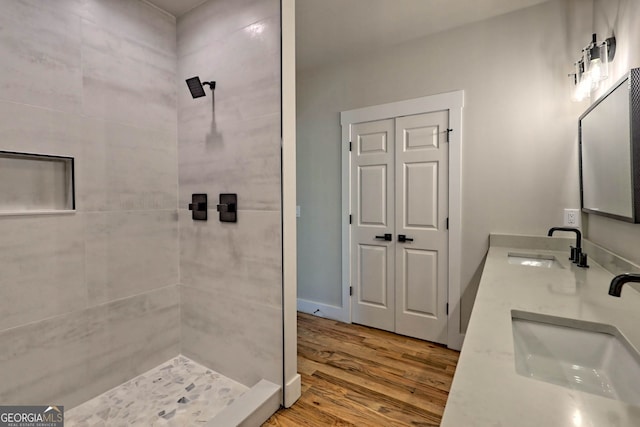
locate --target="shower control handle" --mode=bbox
[216,203,236,213]
[375,233,392,241]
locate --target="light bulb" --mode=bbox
[590,58,602,83]
[574,71,592,101]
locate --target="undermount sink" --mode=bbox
[511,310,640,405]
[507,252,563,269]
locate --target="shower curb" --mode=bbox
[207,379,281,427]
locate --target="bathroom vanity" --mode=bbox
[441,234,640,426]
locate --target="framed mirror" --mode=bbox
[579,68,640,223]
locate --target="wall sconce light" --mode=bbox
[570,33,616,101]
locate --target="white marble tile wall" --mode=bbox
[177,13,280,125]
[81,0,176,53]
[0,285,179,409]
[0,0,83,113]
[81,19,177,133]
[82,285,180,405]
[80,117,178,212]
[177,0,279,56]
[177,12,281,209]
[0,103,178,213]
[177,0,283,389]
[0,100,85,157]
[85,210,179,305]
[179,210,281,309]
[181,285,283,387]
[0,214,86,331]
[0,0,179,411]
[178,113,281,210]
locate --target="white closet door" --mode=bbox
[350,111,449,344]
[394,111,449,344]
[350,119,395,332]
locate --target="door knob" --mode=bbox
[398,234,414,242]
[375,233,392,241]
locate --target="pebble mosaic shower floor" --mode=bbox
[65,356,248,426]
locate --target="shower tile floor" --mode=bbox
[66,356,248,426]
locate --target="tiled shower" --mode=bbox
[0,0,283,423]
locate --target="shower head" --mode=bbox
[185,76,216,98]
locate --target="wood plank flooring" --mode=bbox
[264,312,460,426]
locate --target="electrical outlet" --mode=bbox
[564,208,581,228]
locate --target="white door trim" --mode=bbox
[281,0,301,407]
[340,91,465,350]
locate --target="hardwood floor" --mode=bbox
[264,312,460,426]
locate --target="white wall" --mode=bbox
[297,0,592,332]
[585,0,640,266]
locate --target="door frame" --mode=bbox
[340,91,464,350]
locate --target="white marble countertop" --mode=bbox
[441,237,640,427]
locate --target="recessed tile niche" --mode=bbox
[0,151,75,214]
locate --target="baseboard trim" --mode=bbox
[448,332,465,351]
[297,298,349,323]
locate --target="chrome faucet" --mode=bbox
[609,273,640,297]
[547,227,588,267]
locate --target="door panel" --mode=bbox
[403,124,439,151]
[358,245,388,306]
[359,165,387,225]
[359,132,388,154]
[395,111,449,343]
[351,119,395,332]
[402,248,438,316]
[404,162,438,229]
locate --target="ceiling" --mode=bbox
[295,0,550,69]
[144,0,207,17]
[145,0,550,69]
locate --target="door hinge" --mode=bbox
[446,303,449,315]
[349,286,353,296]
[446,217,449,230]
[445,128,453,143]
[349,214,352,224]
[349,141,352,151]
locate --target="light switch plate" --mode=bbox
[296,205,301,217]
